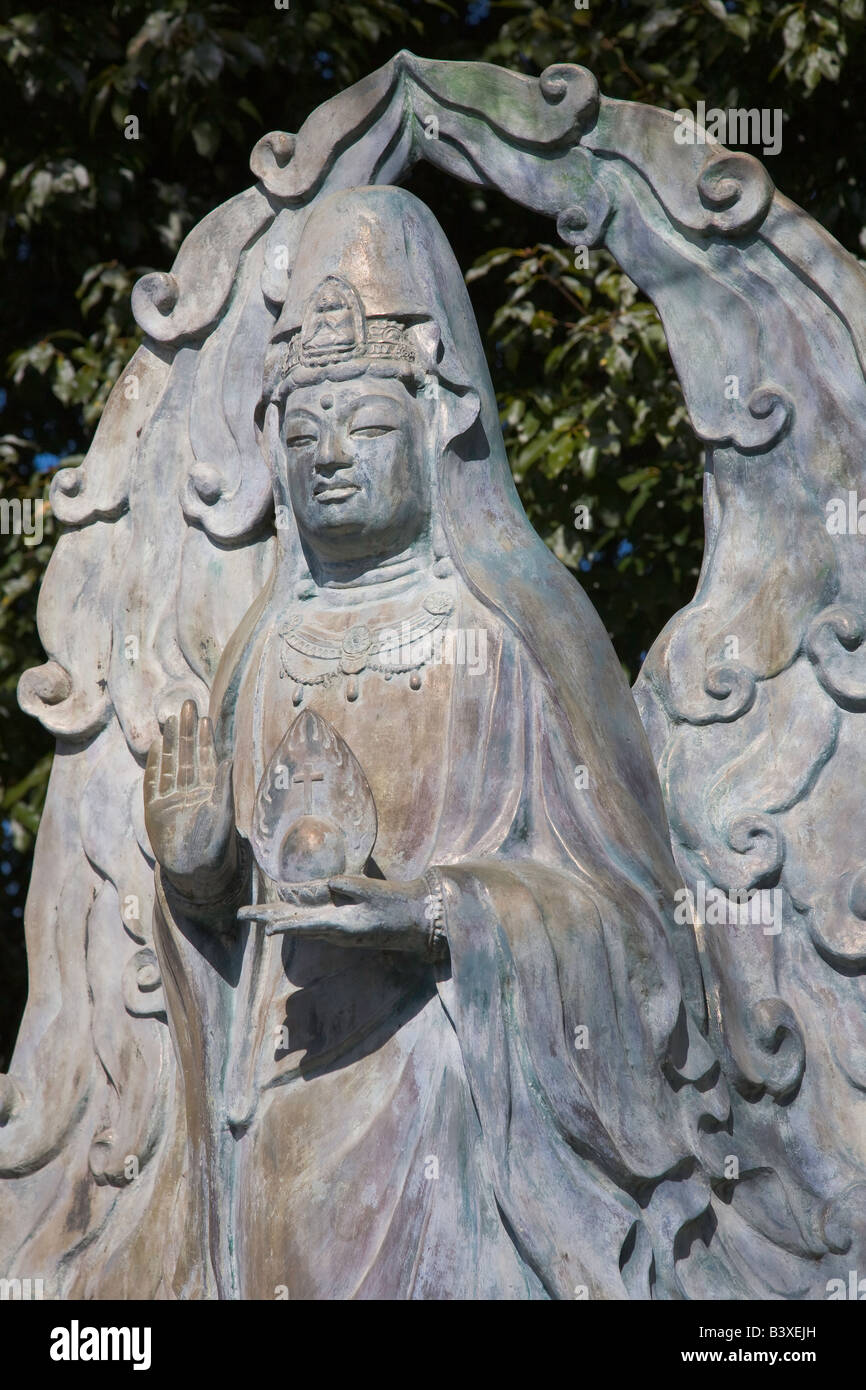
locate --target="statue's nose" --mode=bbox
[315,429,353,472]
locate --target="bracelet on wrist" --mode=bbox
[422,867,448,962]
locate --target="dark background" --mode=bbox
[2,0,864,1065]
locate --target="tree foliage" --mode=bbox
[1,0,864,1062]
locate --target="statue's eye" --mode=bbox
[350,424,395,439]
[285,433,317,449]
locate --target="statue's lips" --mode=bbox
[314,482,361,503]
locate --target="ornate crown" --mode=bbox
[264,275,418,403]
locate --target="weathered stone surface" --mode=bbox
[3,54,865,1300]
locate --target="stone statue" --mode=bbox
[3,54,866,1301]
[141,183,756,1300]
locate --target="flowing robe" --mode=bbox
[151,573,748,1301]
[51,182,831,1304]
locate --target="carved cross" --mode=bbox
[293,763,324,815]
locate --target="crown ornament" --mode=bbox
[264,274,419,403]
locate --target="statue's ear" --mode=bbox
[437,384,482,449]
[263,401,287,489]
[262,341,290,405]
[407,322,482,446]
[405,320,441,372]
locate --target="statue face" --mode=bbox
[279,378,429,562]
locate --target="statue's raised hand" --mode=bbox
[144,699,237,897]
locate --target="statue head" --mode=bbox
[279,375,430,563]
[261,196,455,573]
[267,270,436,563]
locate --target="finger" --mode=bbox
[276,906,355,929]
[144,738,161,808]
[289,880,332,907]
[159,715,178,794]
[264,916,352,939]
[177,699,198,791]
[236,881,330,917]
[237,901,326,921]
[199,716,218,785]
[327,876,374,902]
[242,906,357,936]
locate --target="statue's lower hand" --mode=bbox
[144,699,237,898]
[237,875,441,960]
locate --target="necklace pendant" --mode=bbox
[409,672,422,691]
[292,685,303,707]
[346,677,359,702]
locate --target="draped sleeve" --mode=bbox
[426,628,801,1298]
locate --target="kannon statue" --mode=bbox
[6,56,866,1301]
[139,187,816,1299]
